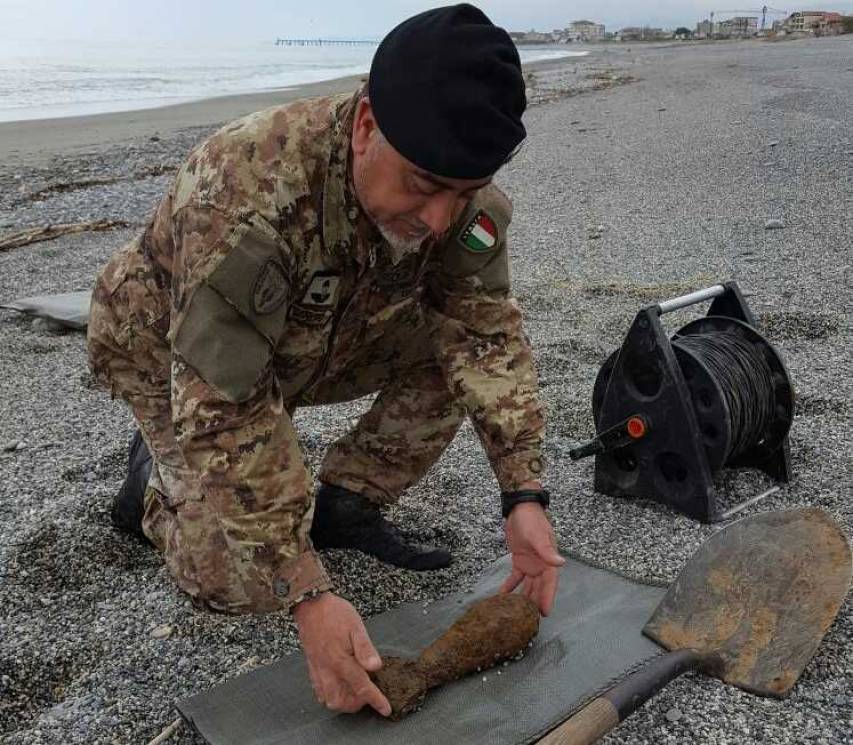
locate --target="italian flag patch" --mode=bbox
[460,210,497,252]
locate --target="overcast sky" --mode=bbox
[2,0,851,41]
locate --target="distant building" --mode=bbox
[568,20,606,42]
[508,30,554,43]
[783,11,844,34]
[717,16,759,37]
[696,19,713,38]
[617,26,668,41]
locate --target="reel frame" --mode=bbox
[586,281,793,522]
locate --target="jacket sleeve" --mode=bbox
[165,202,331,613]
[425,186,545,492]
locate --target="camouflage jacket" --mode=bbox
[118,87,544,610]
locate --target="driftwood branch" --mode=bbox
[0,220,132,251]
[146,717,182,745]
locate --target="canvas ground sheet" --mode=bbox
[1,290,91,330]
[177,554,668,744]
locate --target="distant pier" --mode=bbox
[275,38,378,47]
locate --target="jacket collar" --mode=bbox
[321,86,380,269]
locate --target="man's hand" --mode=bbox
[292,592,392,717]
[500,502,565,616]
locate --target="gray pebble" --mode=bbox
[150,624,173,639]
[31,317,66,334]
[666,707,683,723]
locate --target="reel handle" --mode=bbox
[656,284,726,315]
[570,415,649,461]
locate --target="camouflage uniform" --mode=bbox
[87,87,545,614]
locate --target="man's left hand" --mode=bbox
[500,502,565,616]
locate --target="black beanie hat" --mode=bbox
[368,3,526,180]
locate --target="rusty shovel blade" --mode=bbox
[643,507,851,697]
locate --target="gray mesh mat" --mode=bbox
[1,291,91,330]
[177,554,667,744]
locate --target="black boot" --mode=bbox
[310,483,452,571]
[111,429,152,538]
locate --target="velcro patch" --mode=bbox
[252,260,289,315]
[459,210,498,253]
[300,272,340,307]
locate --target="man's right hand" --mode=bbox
[292,592,392,717]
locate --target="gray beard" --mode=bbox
[375,221,430,265]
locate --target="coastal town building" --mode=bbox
[782,11,844,33]
[508,30,553,43]
[509,20,606,44]
[616,27,670,41]
[717,16,759,36]
[696,19,713,38]
[568,20,605,41]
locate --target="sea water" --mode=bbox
[0,38,587,123]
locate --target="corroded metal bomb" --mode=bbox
[370,593,540,719]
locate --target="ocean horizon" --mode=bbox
[0,37,589,123]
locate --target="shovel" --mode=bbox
[535,507,852,745]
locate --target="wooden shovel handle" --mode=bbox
[535,697,620,745]
[535,649,705,745]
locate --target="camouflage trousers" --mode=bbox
[88,244,465,611]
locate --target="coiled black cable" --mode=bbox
[673,331,776,462]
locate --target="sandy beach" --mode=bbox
[1,37,851,744]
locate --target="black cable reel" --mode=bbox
[572,281,794,522]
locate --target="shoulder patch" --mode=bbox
[171,214,293,402]
[439,184,513,287]
[204,215,293,343]
[451,184,512,256]
[460,210,498,253]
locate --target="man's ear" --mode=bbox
[351,97,376,156]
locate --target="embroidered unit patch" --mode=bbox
[301,272,340,307]
[460,210,497,252]
[252,260,289,315]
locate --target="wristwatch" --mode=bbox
[501,489,550,519]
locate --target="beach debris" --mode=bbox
[588,224,604,240]
[764,218,785,230]
[2,440,25,452]
[768,140,780,147]
[237,655,261,672]
[150,624,174,640]
[135,164,178,179]
[20,165,176,204]
[25,176,123,201]
[146,717,182,745]
[0,220,131,252]
[665,707,683,723]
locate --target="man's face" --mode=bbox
[351,98,492,256]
